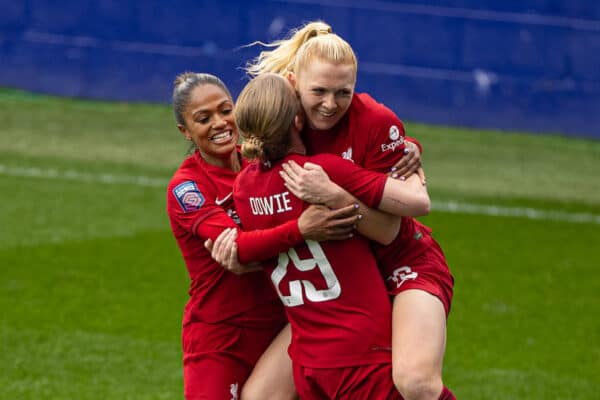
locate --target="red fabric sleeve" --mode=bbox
[361,111,407,172]
[404,136,423,155]
[194,210,303,264]
[310,154,387,209]
[192,208,238,240]
[236,219,303,264]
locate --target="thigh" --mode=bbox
[184,353,249,400]
[183,320,285,400]
[242,324,297,400]
[392,289,447,375]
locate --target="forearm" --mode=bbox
[323,183,400,245]
[379,174,431,217]
[356,201,401,245]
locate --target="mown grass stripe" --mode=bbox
[2,163,599,225]
[0,164,167,187]
[432,200,600,224]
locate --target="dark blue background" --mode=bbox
[1,0,599,138]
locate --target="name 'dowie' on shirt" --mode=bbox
[249,191,293,215]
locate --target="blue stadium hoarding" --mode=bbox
[1,0,599,138]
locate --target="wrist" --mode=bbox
[296,217,313,240]
[326,185,352,209]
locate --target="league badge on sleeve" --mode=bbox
[173,181,205,212]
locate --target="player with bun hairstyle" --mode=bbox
[242,21,456,400]
[166,72,363,399]
[232,72,431,400]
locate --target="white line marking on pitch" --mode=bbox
[0,164,167,187]
[432,200,600,225]
[2,164,599,225]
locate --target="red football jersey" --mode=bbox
[233,153,393,368]
[167,149,303,327]
[303,92,408,171]
[302,93,431,274]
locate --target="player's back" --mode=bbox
[233,154,393,369]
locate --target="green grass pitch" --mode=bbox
[1,88,599,399]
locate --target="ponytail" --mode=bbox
[241,136,264,160]
[245,21,333,77]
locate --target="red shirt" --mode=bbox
[303,92,408,171]
[233,153,393,368]
[167,149,303,327]
[302,93,431,272]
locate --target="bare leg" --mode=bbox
[392,289,448,400]
[241,323,298,400]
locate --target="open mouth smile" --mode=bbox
[210,130,233,143]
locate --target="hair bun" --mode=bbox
[241,136,264,160]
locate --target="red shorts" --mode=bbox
[293,362,403,400]
[182,318,286,400]
[381,234,454,316]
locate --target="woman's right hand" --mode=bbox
[280,160,344,207]
[205,228,262,274]
[298,203,361,242]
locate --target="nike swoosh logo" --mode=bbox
[215,192,233,206]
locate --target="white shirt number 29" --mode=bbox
[271,240,341,307]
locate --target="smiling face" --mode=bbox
[293,59,356,131]
[178,83,239,165]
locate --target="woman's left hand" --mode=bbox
[389,141,425,184]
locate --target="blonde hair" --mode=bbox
[235,73,300,163]
[245,21,357,80]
